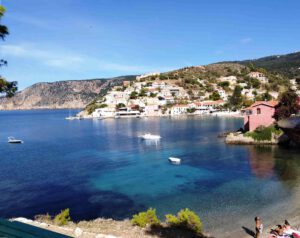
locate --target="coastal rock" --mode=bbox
[225,132,278,145]
[74,227,83,237]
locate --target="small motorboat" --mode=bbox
[65,116,75,120]
[8,137,23,144]
[140,133,161,140]
[168,157,181,165]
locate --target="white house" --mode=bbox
[170,104,188,115]
[216,88,228,100]
[92,107,116,118]
[152,81,166,89]
[248,72,268,83]
[144,104,160,116]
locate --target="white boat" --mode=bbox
[65,116,75,120]
[168,157,181,164]
[140,133,161,140]
[8,137,23,144]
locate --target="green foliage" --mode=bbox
[255,91,272,101]
[150,92,157,98]
[116,103,126,109]
[165,208,202,234]
[131,208,161,228]
[159,74,168,80]
[0,5,17,97]
[99,103,108,108]
[229,86,243,109]
[217,81,230,88]
[187,108,196,113]
[209,91,221,101]
[139,88,147,97]
[274,89,300,120]
[245,126,282,141]
[54,209,71,226]
[130,91,138,99]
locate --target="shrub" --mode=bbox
[245,125,282,141]
[131,208,161,228]
[54,208,71,226]
[165,208,202,233]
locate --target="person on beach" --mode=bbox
[255,216,263,238]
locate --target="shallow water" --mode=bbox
[1,110,300,236]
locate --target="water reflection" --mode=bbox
[248,146,300,184]
[247,146,276,179]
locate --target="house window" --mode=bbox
[257,108,261,114]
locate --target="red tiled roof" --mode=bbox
[242,100,279,111]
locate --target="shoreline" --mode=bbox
[10,208,300,238]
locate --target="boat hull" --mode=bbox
[168,157,181,164]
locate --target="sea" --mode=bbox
[1,110,300,236]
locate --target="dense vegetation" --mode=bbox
[229,51,300,79]
[35,208,71,226]
[131,208,161,228]
[274,89,300,120]
[131,208,203,234]
[245,125,282,141]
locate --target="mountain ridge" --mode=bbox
[0,76,136,110]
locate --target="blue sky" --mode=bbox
[0,0,300,89]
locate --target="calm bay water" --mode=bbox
[1,110,300,236]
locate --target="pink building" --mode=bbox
[242,101,278,131]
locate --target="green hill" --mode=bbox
[228,51,300,79]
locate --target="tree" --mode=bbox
[130,91,138,99]
[209,91,221,101]
[0,5,17,97]
[229,86,243,109]
[274,90,300,121]
[116,103,126,110]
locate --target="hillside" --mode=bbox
[0,76,136,110]
[228,51,300,79]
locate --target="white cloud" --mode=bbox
[0,43,172,73]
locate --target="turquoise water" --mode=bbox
[1,110,300,235]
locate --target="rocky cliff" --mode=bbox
[0,76,135,110]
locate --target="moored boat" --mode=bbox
[140,133,161,140]
[168,157,181,164]
[8,137,23,144]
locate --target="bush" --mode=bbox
[131,208,161,228]
[54,208,71,226]
[165,208,202,233]
[245,125,282,141]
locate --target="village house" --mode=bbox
[123,81,131,87]
[151,81,166,89]
[216,88,227,100]
[242,101,278,131]
[170,104,189,115]
[248,72,268,84]
[92,107,116,118]
[144,104,160,116]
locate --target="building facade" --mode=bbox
[242,101,278,131]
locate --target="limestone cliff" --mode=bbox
[0,76,135,110]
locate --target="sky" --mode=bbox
[0,0,300,90]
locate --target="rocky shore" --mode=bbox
[11,217,213,238]
[225,132,279,145]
